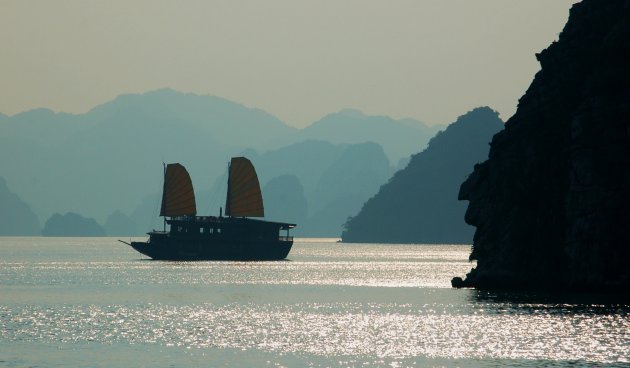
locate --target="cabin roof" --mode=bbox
[166,215,296,229]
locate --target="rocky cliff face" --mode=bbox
[453,0,630,291]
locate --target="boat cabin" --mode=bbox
[165,216,295,242]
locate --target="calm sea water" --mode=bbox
[0,237,628,367]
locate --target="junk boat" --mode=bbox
[125,157,295,260]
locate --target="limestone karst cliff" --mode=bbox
[42,212,106,237]
[0,176,41,235]
[453,0,630,291]
[342,107,503,244]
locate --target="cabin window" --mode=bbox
[209,228,214,234]
[199,228,204,234]
[217,228,221,234]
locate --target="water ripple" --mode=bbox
[1,239,628,366]
[2,302,628,363]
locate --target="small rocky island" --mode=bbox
[453,0,630,291]
[42,212,106,237]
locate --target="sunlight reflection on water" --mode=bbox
[1,238,628,367]
[3,302,628,363]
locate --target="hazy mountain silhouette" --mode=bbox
[282,108,443,163]
[310,142,391,212]
[262,175,308,226]
[302,195,367,238]
[130,193,163,235]
[246,140,393,236]
[300,142,392,236]
[0,89,296,224]
[0,89,443,236]
[0,176,41,235]
[108,140,389,237]
[104,210,137,236]
[453,0,630,291]
[0,108,82,147]
[113,141,387,237]
[88,89,296,147]
[245,140,347,196]
[342,107,504,244]
[42,212,106,237]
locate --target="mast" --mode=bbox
[162,163,166,232]
[225,160,231,217]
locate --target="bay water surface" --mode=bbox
[1,237,628,367]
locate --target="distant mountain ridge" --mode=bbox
[0,89,297,225]
[0,89,441,236]
[277,108,443,163]
[86,89,297,148]
[246,140,394,236]
[42,212,106,237]
[342,107,504,244]
[0,176,41,235]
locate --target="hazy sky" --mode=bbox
[1,1,578,127]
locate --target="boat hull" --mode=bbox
[129,237,293,261]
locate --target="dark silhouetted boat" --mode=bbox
[125,157,295,260]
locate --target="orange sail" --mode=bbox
[160,163,197,217]
[225,157,264,217]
